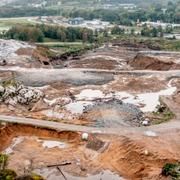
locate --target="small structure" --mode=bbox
[68,18,84,25]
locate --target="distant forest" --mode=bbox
[0,0,179,24]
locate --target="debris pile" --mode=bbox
[0,80,44,109]
[83,99,145,127]
[0,39,35,66]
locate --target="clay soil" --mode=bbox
[0,124,180,179]
[0,42,180,180]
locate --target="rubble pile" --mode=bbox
[83,99,145,127]
[0,39,35,65]
[0,80,44,108]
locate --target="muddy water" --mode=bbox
[3,136,68,154]
[34,168,124,180]
[0,68,114,86]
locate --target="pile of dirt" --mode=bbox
[82,99,144,127]
[130,53,180,70]
[16,46,52,67]
[99,134,180,179]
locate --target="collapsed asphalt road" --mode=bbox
[0,114,180,136]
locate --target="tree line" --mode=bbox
[65,1,180,24]
[4,24,94,43]
[0,1,179,24]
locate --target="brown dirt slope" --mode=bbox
[130,53,180,70]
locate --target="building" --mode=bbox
[68,18,84,25]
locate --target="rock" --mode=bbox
[144,150,149,155]
[31,99,49,112]
[7,97,18,107]
[56,97,71,106]
[144,131,157,137]
[0,80,44,108]
[142,119,149,126]
[81,133,89,141]
[4,85,16,98]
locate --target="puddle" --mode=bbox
[38,139,67,149]
[65,101,93,114]
[74,83,176,113]
[34,168,124,180]
[114,83,176,112]
[3,136,68,154]
[0,68,114,86]
[76,89,104,100]
[3,137,25,154]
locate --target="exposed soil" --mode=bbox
[0,124,80,152]
[69,58,119,70]
[0,40,180,180]
[130,53,180,70]
[0,124,180,179]
[99,131,180,179]
[106,74,167,93]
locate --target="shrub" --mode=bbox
[162,163,180,178]
[0,154,9,169]
[17,174,45,180]
[0,169,17,180]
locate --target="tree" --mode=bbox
[111,26,124,35]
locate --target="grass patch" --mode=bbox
[38,41,93,55]
[0,154,8,169]
[111,35,180,51]
[152,109,175,125]
[0,169,17,180]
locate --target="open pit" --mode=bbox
[0,124,125,179]
[0,123,180,180]
[0,39,180,179]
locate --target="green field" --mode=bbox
[0,17,36,32]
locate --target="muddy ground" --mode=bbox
[0,124,180,180]
[0,40,180,179]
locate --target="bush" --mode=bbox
[0,169,17,180]
[17,174,45,180]
[0,154,9,169]
[162,163,180,178]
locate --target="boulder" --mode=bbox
[0,80,44,107]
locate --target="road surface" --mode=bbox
[0,115,179,136]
